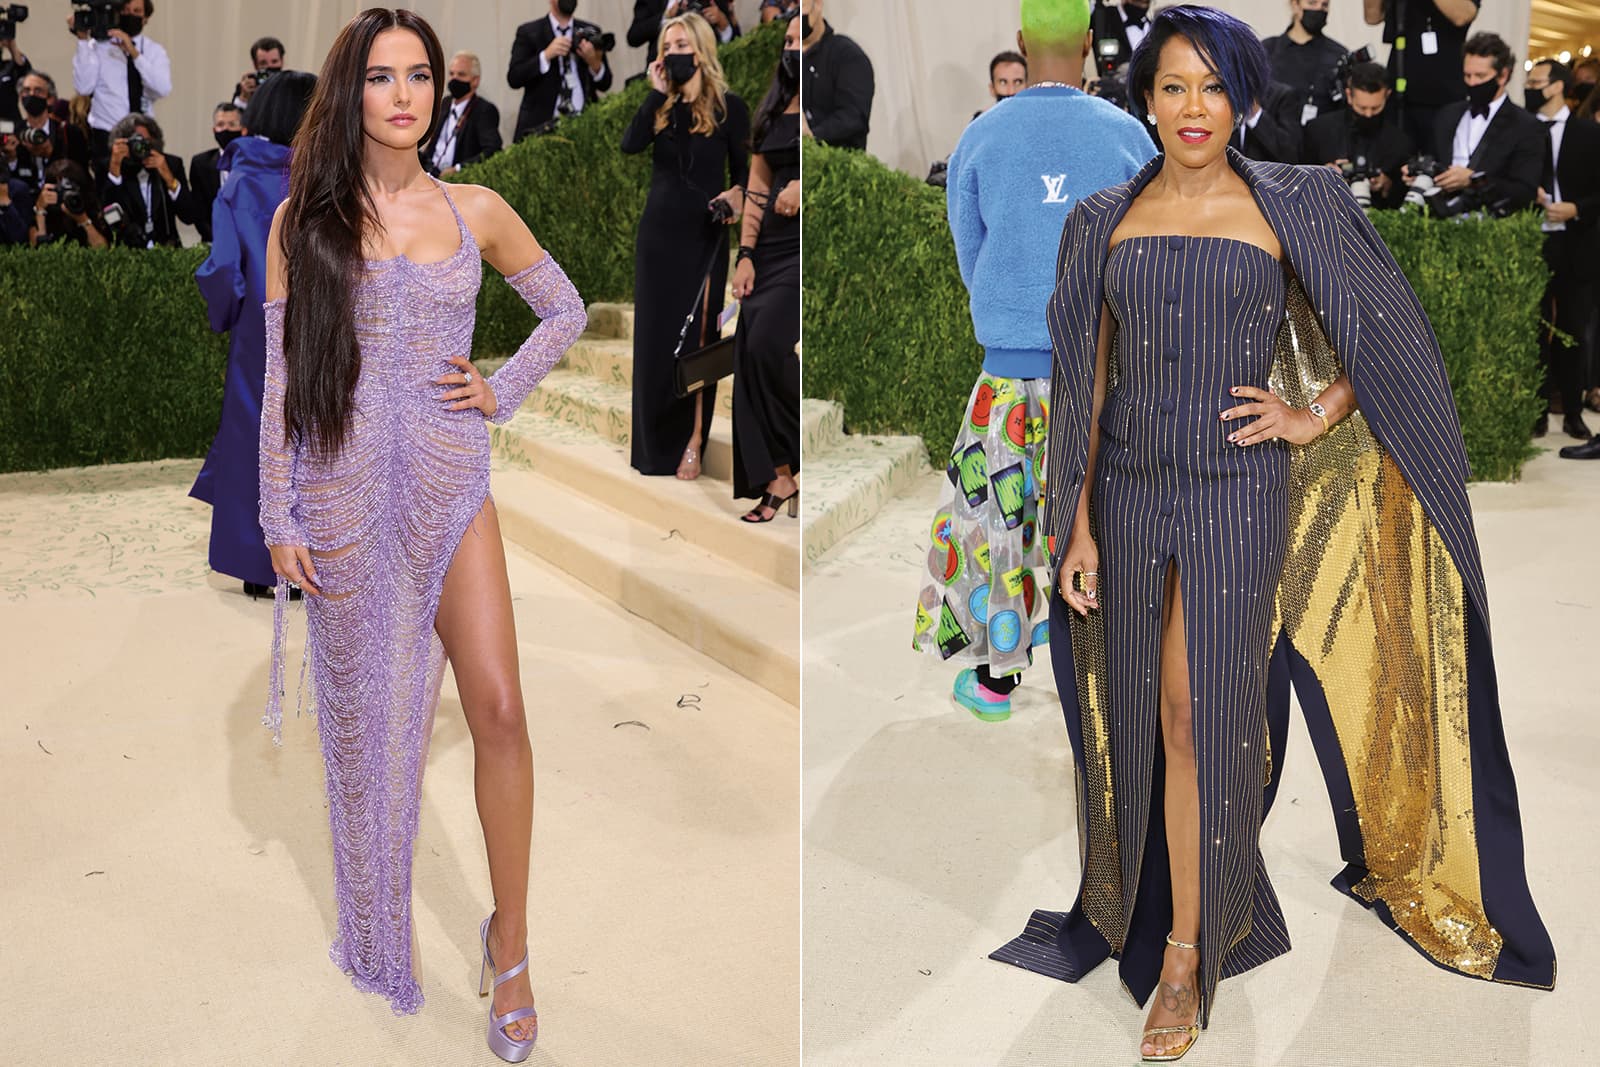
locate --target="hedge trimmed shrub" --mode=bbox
[0,21,783,474]
[802,140,1546,483]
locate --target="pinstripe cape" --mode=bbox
[994,148,1556,1023]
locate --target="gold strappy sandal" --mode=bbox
[1141,933,1201,1063]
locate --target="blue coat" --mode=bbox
[189,136,292,587]
[1002,148,1555,1016]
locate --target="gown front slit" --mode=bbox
[258,176,586,1014]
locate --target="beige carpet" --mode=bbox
[1,459,799,1066]
[803,445,1597,1066]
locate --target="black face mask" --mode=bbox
[664,53,698,86]
[1465,78,1498,115]
[215,128,243,151]
[1299,9,1328,35]
[556,0,577,16]
[1524,87,1550,113]
[1123,2,1148,18]
[1351,110,1382,136]
[780,49,800,82]
[448,78,472,100]
[800,15,813,39]
[119,14,144,36]
[20,95,47,118]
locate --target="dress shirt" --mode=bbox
[72,34,172,132]
[432,96,470,172]
[536,14,608,113]
[1540,105,1569,232]
[1123,4,1149,51]
[1451,91,1505,167]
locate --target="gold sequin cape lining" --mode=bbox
[1004,149,1556,1022]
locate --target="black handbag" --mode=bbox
[672,245,737,398]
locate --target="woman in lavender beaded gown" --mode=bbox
[256,10,585,1061]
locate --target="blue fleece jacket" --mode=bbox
[948,85,1156,379]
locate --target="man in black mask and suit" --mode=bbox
[508,0,613,141]
[1303,61,1413,208]
[428,51,502,174]
[1425,33,1543,215]
[188,102,240,243]
[1261,0,1348,127]
[799,0,874,151]
[1517,59,1600,449]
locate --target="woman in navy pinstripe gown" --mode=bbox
[988,8,1555,1062]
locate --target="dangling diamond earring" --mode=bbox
[1147,112,1156,124]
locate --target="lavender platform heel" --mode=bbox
[478,914,538,1062]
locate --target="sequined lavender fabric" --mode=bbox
[257,178,586,1014]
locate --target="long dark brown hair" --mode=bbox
[281,8,446,457]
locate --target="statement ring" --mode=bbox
[462,370,474,385]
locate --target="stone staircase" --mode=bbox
[799,398,928,565]
[481,303,799,707]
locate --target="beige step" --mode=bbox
[529,368,735,483]
[557,334,736,419]
[802,432,931,565]
[491,466,798,705]
[586,303,635,341]
[490,409,799,592]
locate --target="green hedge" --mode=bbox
[801,140,1546,483]
[0,21,782,474]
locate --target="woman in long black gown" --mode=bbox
[622,11,749,479]
[730,15,801,520]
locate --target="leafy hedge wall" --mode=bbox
[0,20,782,474]
[801,140,1546,483]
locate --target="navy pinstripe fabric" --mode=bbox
[994,148,1555,1020]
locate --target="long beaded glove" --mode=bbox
[258,298,307,547]
[485,255,587,424]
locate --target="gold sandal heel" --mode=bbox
[1141,932,1201,1063]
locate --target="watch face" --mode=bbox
[1309,402,1327,417]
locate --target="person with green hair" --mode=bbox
[911,0,1154,720]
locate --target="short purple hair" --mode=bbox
[1127,5,1269,128]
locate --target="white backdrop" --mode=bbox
[12,0,765,167]
[829,0,1533,177]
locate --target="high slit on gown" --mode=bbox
[257,176,587,1013]
[994,152,1556,1026]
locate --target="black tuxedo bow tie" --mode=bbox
[1469,102,1490,119]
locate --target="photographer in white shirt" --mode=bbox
[68,0,171,171]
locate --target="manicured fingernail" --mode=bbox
[1228,433,1236,441]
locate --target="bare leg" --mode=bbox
[678,392,706,480]
[434,498,537,1042]
[1141,561,1202,1059]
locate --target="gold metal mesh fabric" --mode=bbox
[1271,277,1501,979]
[1067,599,1125,952]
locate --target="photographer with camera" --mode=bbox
[0,5,31,125]
[630,1,739,64]
[27,158,108,246]
[69,0,170,172]
[1417,33,1543,216]
[5,70,90,191]
[1363,0,1477,149]
[232,36,285,112]
[187,101,240,242]
[761,0,799,24]
[428,52,501,174]
[1303,61,1413,207]
[799,0,873,151]
[1261,0,1348,125]
[509,0,614,141]
[101,110,192,247]
[1521,59,1600,446]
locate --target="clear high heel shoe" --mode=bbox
[478,913,538,1062]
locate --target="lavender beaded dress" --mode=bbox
[257,177,586,1014]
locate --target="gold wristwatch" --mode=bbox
[1309,400,1329,435]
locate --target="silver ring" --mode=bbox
[1086,588,1098,599]
[462,370,473,385]
[1082,570,1098,577]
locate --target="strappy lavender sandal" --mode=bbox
[478,914,538,1062]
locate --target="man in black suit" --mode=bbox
[508,0,614,141]
[427,52,502,175]
[1426,33,1543,215]
[1303,61,1414,208]
[1232,80,1303,163]
[6,70,92,192]
[1518,59,1600,448]
[188,102,240,243]
[628,0,738,65]
[100,111,194,248]
[799,0,874,152]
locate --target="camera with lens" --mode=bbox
[126,132,153,159]
[57,175,84,215]
[1339,155,1378,209]
[926,158,949,188]
[256,66,278,84]
[71,0,120,42]
[20,124,48,147]
[572,24,614,52]
[1327,44,1375,107]
[1399,154,1510,219]
[0,4,28,40]
[1089,0,1128,80]
[708,196,734,223]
